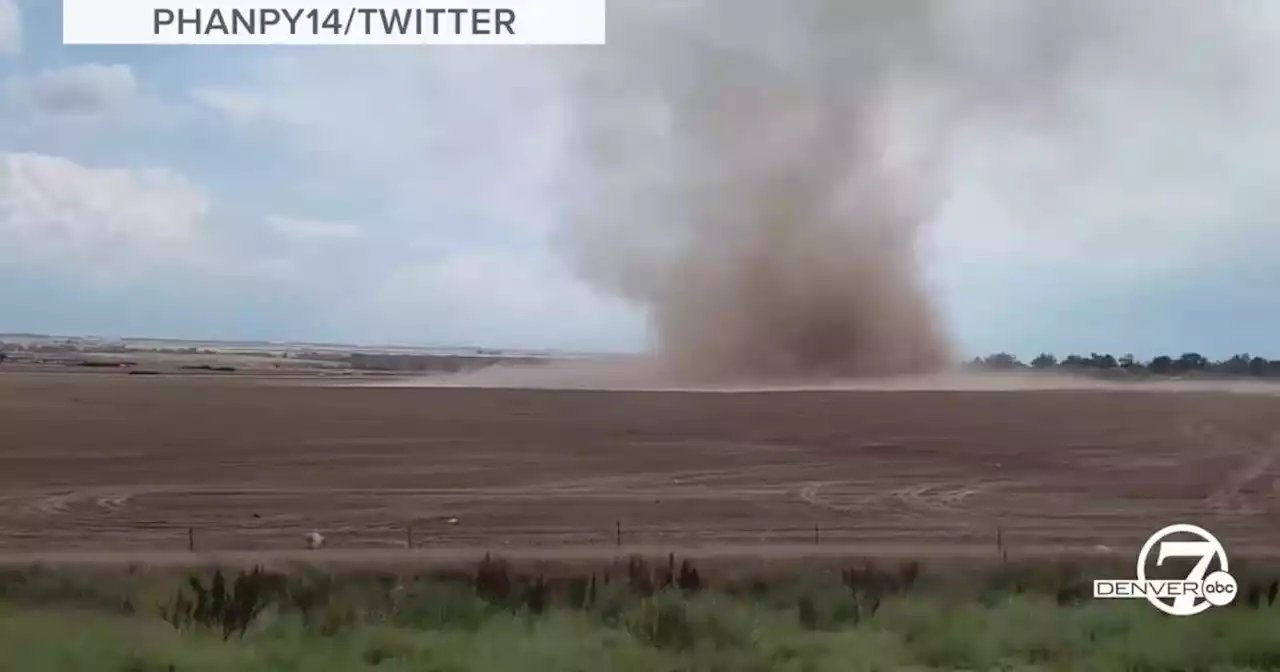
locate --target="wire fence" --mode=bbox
[0,518,1085,558]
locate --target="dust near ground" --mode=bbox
[373,359,1280,396]
[3,369,1280,568]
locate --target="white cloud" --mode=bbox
[191,87,270,123]
[190,51,636,349]
[267,215,363,240]
[924,4,1280,289]
[0,153,301,289]
[0,0,19,55]
[0,152,209,274]
[193,51,568,238]
[5,64,139,116]
[347,247,645,352]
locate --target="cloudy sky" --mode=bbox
[0,1,1278,359]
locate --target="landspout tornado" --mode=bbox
[556,0,1160,383]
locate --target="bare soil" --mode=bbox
[1,370,1279,566]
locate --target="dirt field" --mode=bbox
[2,370,1279,565]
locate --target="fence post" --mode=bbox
[188,527,194,552]
[406,522,414,550]
[814,523,820,545]
[616,520,621,547]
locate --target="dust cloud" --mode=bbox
[365,360,1280,397]
[554,0,1227,384]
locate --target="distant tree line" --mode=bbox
[968,352,1280,378]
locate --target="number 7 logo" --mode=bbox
[1137,524,1235,616]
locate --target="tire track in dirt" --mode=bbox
[27,488,138,517]
[797,479,1001,526]
[1181,421,1278,516]
[0,472,807,535]
[1202,429,1280,516]
[527,459,834,494]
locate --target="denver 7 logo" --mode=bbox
[1094,523,1237,616]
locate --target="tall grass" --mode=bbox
[2,557,1279,671]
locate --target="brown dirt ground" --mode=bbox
[1,370,1279,567]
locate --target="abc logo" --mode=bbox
[1202,571,1237,607]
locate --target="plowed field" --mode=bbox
[2,371,1279,564]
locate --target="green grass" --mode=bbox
[2,560,1280,671]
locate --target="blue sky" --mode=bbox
[1,1,1279,359]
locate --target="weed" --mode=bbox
[158,567,276,640]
